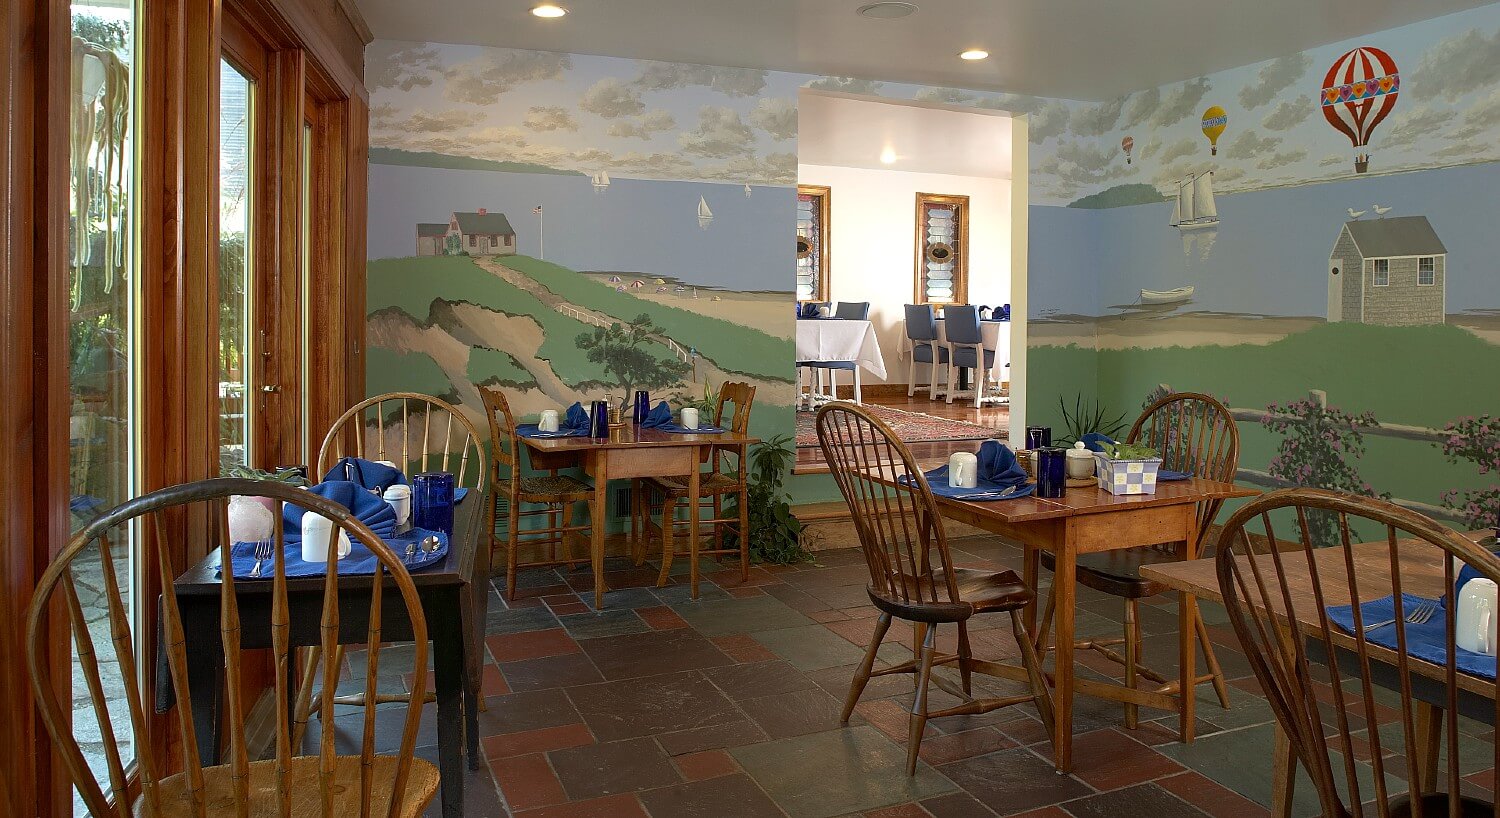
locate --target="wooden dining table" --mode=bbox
[1141,530,1494,817]
[519,424,759,607]
[156,492,489,818]
[931,477,1257,771]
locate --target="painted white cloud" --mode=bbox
[1070,97,1125,137]
[443,49,571,105]
[579,78,646,119]
[523,106,578,132]
[1158,138,1198,164]
[1121,88,1160,129]
[1028,101,1071,142]
[1452,86,1500,138]
[1149,78,1211,128]
[806,76,883,95]
[1319,154,1345,167]
[1256,148,1307,170]
[633,62,767,97]
[1262,98,1312,131]
[1378,106,1455,150]
[368,42,441,91]
[1136,134,1162,160]
[373,108,484,134]
[1411,28,1500,102]
[914,87,977,105]
[748,98,797,140]
[1223,129,1281,159]
[976,94,1046,115]
[606,110,677,140]
[678,106,756,158]
[1238,53,1311,109]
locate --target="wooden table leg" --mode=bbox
[1414,701,1442,794]
[1272,722,1295,818]
[1051,533,1076,772]
[433,589,467,818]
[1177,534,1198,743]
[688,455,701,599]
[592,451,609,609]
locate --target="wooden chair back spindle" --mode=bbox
[815,402,961,612]
[708,381,756,472]
[1128,391,1239,557]
[1216,488,1500,818]
[318,392,487,497]
[26,478,435,817]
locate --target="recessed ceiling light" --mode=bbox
[531,4,567,18]
[880,146,897,164]
[857,2,918,20]
[960,49,989,61]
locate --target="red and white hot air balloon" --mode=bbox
[1121,135,1134,165]
[1320,46,1399,174]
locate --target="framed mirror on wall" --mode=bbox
[796,184,830,303]
[914,192,969,306]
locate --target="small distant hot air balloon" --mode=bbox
[1201,106,1227,155]
[1321,46,1399,174]
[1121,136,1134,164]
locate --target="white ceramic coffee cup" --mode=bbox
[383,484,412,530]
[681,407,700,430]
[539,409,560,433]
[301,513,352,563]
[1456,577,1498,656]
[948,452,978,488]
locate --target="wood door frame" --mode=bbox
[796,184,831,304]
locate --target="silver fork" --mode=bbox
[248,541,274,578]
[1362,600,1437,632]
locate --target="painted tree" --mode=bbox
[576,313,690,405]
[1262,393,1385,545]
[1435,415,1500,530]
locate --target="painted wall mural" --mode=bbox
[1021,3,1500,529]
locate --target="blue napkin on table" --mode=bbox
[640,401,727,434]
[915,440,1035,500]
[1327,593,1496,680]
[223,527,449,579]
[282,480,396,546]
[323,457,406,492]
[1082,433,1190,480]
[516,402,592,438]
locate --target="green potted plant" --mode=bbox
[1094,441,1162,495]
[723,434,815,565]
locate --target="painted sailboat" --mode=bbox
[1169,171,1218,231]
[1140,286,1195,304]
[697,195,714,230]
[591,170,611,193]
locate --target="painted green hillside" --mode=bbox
[369,147,584,176]
[1067,183,1168,209]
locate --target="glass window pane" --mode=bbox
[301,121,312,463]
[69,1,136,811]
[219,61,253,473]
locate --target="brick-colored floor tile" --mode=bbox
[549,602,591,615]
[864,803,932,818]
[481,663,511,697]
[487,628,581,663]
[638,605,689,630]
[516,792,648,818]
[482,723,595,760]
[712,634,778,663]
[490,752,566,811]
[1154,770,1269,818]
[917,726,1016,766]
[1067,728,1183,791]
[672,748,738,781]
[809,608,849,623]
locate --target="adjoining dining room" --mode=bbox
[7,1,1500,817]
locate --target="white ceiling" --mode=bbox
[353,0,1497,100]
[797,91,1013,178]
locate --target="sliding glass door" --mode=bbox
[219,59,255,474]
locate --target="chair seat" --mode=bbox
[874,567,1033,623]
[152,755,440,817]
[805,360,858,370]
[649,472,742,497]
[1039,546,1178,599]
[952,345,996,370]
[912,342,950,364]
[519,474,593,500]
[1389,793,1494,818]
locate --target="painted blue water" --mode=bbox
[368,164,796,293]
[1030,161,1500,318]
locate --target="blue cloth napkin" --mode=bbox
[913,440,1035,500]
[221,527,449,579]
[516,402,592,438]
[1081,433,1115,452]
[640,401,727,434]
[1157,469,1192,481]
[1327,593,1496,680]
[283,481,396,546]
[323,457,407,492]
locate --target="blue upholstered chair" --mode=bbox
[903,304,949,398]
[943,305,995,407]
[801,302,873,404]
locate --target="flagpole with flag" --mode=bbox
[532,205,544,259]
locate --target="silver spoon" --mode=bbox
[421,534,442,553]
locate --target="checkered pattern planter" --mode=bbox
[1094,455,1163,495]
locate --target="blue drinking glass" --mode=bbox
[1036,447,1067,499]
[1025,425,1052,450]
[633,390,650,425]
[413,472,456,535]
[590,399,610,440]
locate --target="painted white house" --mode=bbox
[1327,215,1446,326]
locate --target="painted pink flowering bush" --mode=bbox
[1262,397,1385,544]
[1436,415,1500,530]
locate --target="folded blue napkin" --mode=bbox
[222,527,448,579]
[323,457,407,492]
[516,402,592,438]
[640,401,727,434]
[1082,434,1190,480]
[913,440,1035,500]
[282,481,396,546]
[1327,593,1495,680]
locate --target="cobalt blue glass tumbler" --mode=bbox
[413,471,456,535]
[1036,447,1067,499]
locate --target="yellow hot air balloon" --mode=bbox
[1201,106,1227,156]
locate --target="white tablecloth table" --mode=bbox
[795,319,887,379]
[899,318,1010,381]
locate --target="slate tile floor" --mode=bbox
[337,535,1499,818]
